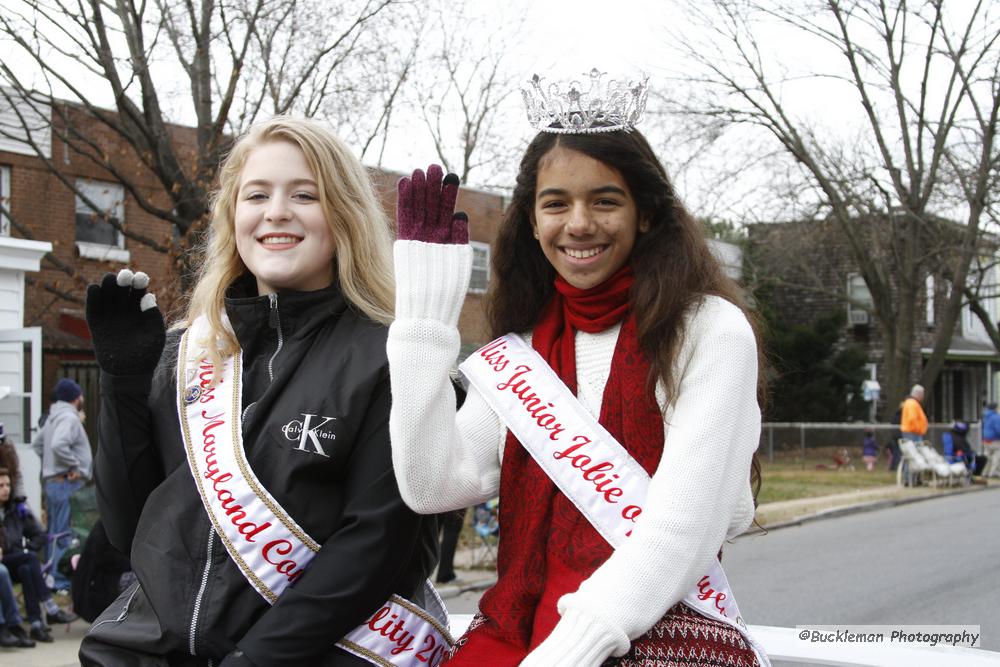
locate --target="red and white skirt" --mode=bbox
[449,603,759,667]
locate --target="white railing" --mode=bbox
[751,625,999,666]
[447,615,1000,666]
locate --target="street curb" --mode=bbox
[437,577,496,599]
[742,483,997,535]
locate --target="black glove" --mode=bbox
[85,269,166,376]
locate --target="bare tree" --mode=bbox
[410,1,524,188]
[0,0,416,300]
[663,0,999,412]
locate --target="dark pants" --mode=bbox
[887,440,902,471]
[0,563,23,626]
[437,508,467,583]
[3,551,50,623]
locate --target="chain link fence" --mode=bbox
[758,422,983,467]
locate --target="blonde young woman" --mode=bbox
[80,117,439,667]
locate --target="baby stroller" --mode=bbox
[942,421,975,482]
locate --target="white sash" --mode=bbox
[177,317,453,667]
[459,334,770,667]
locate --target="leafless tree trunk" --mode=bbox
[664,0,999,414]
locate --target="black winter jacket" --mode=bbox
[0,501,46,554]
[94,277,437,665]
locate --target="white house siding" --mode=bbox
[0,88,52,159]
[0,237,51,508]
[0,269,24,441]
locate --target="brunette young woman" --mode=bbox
[388,84,768,666]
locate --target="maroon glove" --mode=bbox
[396,164,468,244]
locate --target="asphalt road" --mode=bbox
[724,486,1000,652]
[18,489,997,666]
[445,487,1000,661]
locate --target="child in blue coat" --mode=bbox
[862,428,879,471]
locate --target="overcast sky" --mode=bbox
[375,0,682,186]
[510,0,668,77]
[376,0,869,215]
[4,0,989,224]
[3,0,678,176]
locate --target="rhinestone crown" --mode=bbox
[521,69,649,134]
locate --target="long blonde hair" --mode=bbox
[182,117,394,369]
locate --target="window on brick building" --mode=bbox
[847,272,872,325]
[469,242,490,294]
[75,178,129,262]
[0,165,9,236]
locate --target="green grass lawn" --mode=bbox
[453,454,901,562]
[757,460,896,504]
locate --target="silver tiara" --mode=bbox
[521,69,649,134]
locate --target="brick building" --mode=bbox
[747,219,1000,422]
[0,94,506,448]
[370,170,506,352]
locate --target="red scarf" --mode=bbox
[447,266,666,665]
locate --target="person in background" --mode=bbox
[0,422,35,630]
[31,378,92,594]
[942,420,972,465]
[0,424,36,647]
[861,428,879,471]
[886,408,902,472]
[981,402,1000,478]
[899,384,928,443]
[0,422,26,499]
[435,509,466,585]
[0,562,36,648]
[0,467,77,643]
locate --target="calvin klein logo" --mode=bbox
[281,414,337,457]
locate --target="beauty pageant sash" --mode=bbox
[177,317,453,667]
[460,334,771,667]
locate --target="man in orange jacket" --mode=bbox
[900,384,928,442]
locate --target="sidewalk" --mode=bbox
[9,479,995,665]
[442,477,1000,592]
[0,621,88,667]
[433,569,498,600]
[751,477,997,531]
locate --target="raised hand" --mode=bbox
[396,164,469,244]
[85,269,166,376]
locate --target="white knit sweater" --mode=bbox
[387,241,760,667]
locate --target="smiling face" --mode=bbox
[234,140,336,295]
[532,146,640,290]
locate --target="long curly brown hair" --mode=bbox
[0,441,20,496]
[486,129,764,500]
